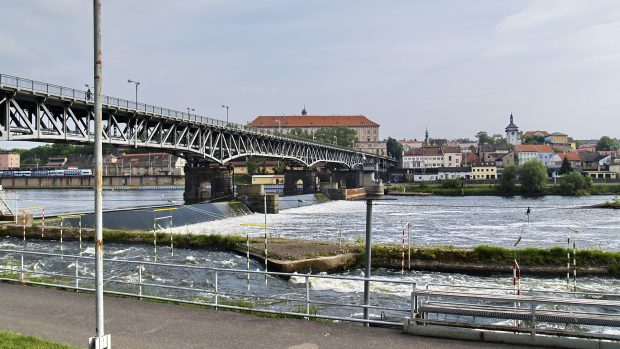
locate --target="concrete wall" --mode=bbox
[0,175,184,188]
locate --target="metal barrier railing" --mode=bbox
[411,287,620,341]
[0,73,390,160]
[0,248,414,326]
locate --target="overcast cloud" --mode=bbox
[1,0,619,149]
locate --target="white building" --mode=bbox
[402,145,462,169]
[514,144,554,166]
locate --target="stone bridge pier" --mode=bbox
[284,169,317,195]
[184,165,233,203]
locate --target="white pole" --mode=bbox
[79,216,83,252]
[246,232,250,290]
[60,218,64,254]
[14,192,18,224]
[401,228,404,275]
[264,193,268,285]
[573,241,577,292]
[170,216,173,257]
[92,0,108,345]
[407,222,411,270]
[567,237,570,289]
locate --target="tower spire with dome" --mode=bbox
[505,113,520,145]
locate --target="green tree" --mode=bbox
[558,157,572,175]
[475,131,495,145]
[559,171,592,195]
[314,126,357,147]
[272,160,286,175]
[498,164,517,195]
[522,135,544,144]
[289,127,311,139]
[386,137,404,160]
[518,160,548,195]
[595,136,620,151]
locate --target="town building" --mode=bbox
[0,152,20,169]
[401,145,461,169]
[549,153,582,173]
[544,132,575,152]
[248,108,380,142]
[471,162,498,180]
[523,130,550,139]
[399,139,424,152]
[514,144,554,166]
[478,141,515,168]
[505,114,520,145]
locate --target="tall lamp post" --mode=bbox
[127,79,140,108]
[128,79,140,148]
[221,104,229,125]
[90,0,111,347]
[187,107,195,121]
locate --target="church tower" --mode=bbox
[505,113,520,145]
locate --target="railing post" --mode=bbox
[530,301,537,336]
[138,264,143,299]
[20,253,24,281]
[412,282,418,314]
[214,270,219,306]
[305,275,310,316]
[75,257,79,290]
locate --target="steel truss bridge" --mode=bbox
[0,74,396,169]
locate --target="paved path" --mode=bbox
[0,282,530,348]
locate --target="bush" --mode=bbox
[441,178,462,189]
[518,160,548,195]
[559,172,592,195]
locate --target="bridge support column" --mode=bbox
[330,170,360,189]
[183,165,233,203]
[284,169,317,195]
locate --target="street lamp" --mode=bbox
[85,84,92,101]
[187,107,195,120]
[221,104,229,125]
[127,79,140,108]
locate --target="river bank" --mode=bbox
[3,225,618,277]
[386,182,620,196]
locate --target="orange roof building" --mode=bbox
[248,108,381,142]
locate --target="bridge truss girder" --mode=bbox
[0,89,391,169]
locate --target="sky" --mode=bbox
[1,0,620,149]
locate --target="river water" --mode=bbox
[173,194,620,250]
[1,190,618,326]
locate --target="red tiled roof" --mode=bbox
[514,144,553,153]
[462,152,480,163]
[248,115,379,128]
[558,153,581,161]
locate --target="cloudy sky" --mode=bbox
[1,0,619,149]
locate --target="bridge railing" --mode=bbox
[0,73,392,160]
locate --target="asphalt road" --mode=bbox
[0,282,529,349]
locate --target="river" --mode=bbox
[1,190,618,322]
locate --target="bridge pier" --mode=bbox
[284,169,317,195]
[183,165,233,203]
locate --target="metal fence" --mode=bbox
[411,283,620,341]
[0,73,389,159]
[0,248,414,326]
